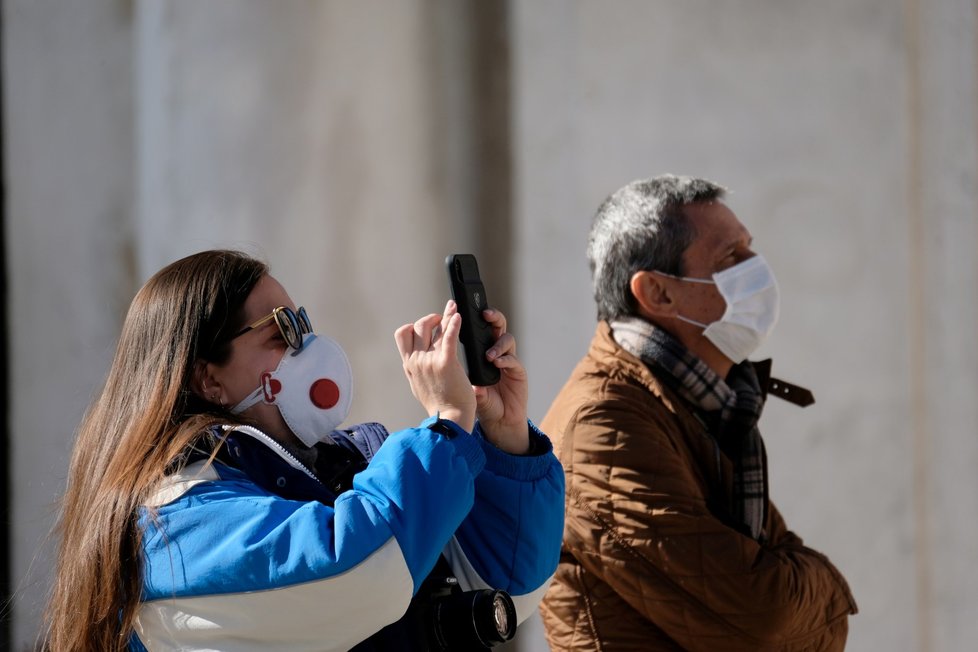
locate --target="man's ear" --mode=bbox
[190,360,223,404]
[629,271,678,320]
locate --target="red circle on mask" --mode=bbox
[309,378,341,410]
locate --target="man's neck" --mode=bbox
[647,316,733,379]
[688,343,733,379]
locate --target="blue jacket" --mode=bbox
[129,417,564,651]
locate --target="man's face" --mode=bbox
[656,200,757,373]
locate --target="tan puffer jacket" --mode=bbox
[539,322,857,651]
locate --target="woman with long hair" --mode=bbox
[44,250,563,651]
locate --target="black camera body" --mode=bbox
[353,555,517,651]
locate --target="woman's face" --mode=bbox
[208,274,299,445]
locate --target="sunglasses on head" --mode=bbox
[230,306,312,351]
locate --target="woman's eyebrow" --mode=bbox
[256,319,280,337]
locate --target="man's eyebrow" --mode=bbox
[727,233,753,251]
[718,241,739,255]
[715,234,751,260]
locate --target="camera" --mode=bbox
[421,575,517,651]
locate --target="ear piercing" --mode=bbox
[203,382,222,406]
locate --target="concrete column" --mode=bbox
[511,1,977,650]
[3,0,136,647]
[5,0,485,647]
[907,0,978,649]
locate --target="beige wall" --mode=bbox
[511,2,978,651]
[4,1,137,648]
[5,1,976,650]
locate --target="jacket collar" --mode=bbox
[591,320,675,401]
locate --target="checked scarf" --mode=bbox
[611,316,769,540]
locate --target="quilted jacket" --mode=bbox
[539,321,857,651]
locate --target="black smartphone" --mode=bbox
[446,254,501,386]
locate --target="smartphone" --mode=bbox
[446,254,501,386]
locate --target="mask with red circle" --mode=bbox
[231,333,353,447]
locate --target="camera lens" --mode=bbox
[430,588,517,649]
[472,590,516,645]
[492,593,511,637]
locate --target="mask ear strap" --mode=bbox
[231,386,264,414]
[676,314,710,329]
[651,269,715,284]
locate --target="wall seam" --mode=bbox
[0,0,9,646]
[905,0,933,650]
[470,0,513,317]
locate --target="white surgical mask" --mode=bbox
[666,254,780,363]
[232,332,354,447]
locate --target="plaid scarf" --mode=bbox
[611,316,768,540]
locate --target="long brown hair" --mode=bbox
[44,250,268,651]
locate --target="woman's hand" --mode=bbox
[394,301,476,433]
[474,308,530,455]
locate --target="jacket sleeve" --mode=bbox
[561,402,857,651]
[442,420,565,624]
[137,418,486,652]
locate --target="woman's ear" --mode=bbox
[629,271,677,321]
[191,360,223,404]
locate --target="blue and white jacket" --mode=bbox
[129,417,564,651]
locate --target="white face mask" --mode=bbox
[668,254,780,364]
[231,333,354,447]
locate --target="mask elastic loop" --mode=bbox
[675,314,710,329]
[231,386,264,415]
[652,269,715,285]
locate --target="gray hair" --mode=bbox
[587,174,726,321]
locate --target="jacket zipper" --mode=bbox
[221,425,323,486]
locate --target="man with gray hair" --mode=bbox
[539,175,857,651]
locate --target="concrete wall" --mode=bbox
[4,1,977,650]
[511,2,978,651]
[3,1,137,648]
[132,0,471,428]
[6,0,484,647]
